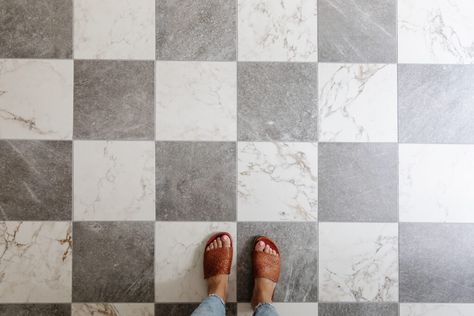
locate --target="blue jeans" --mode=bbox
[191,294,279,316]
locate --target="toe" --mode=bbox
[264,244,271,254]
[206,245,210,251]
[216,237,223,248]
[213,240,218,248]
[255,240,265,252]
[222,235,231,248]
[209,243,214,250]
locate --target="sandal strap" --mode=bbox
[253,250,280,282]
[204,247,233,279]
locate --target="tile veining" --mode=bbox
[400,144,474,223]
[399,0,474,63]
[238,142,318,221]
[74,141,155,221]
[74,0,155,59]
[319,223,398,302]
[156,62,236,141]
[318,63,397,142]
[0,59,73,140]
[238,0,318,61]
[0,222,72,303]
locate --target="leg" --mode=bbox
[192,235,232,316]
[251,241,280,316]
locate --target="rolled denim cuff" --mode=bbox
[208,293,225,306]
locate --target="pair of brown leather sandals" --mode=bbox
[203,232,280,299]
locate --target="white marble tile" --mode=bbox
[400,304,474,316]
[0,222,72,303]
[318,63,397,142]
[74,0,155,59]
[238,0,318,61]
[0,59,73,140]
[155,222,237,303]
[400,144,474,223]
[72,303,154,316]
[156,62,237,141]
[74,141,155,221]
[319,223,398,302]
[399,0,474,64]
[238,303,318,315]
[237,142,318,221]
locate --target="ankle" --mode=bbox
[207,276,228,302]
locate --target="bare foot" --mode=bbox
[251,240,278,309]
[206,235,231,302]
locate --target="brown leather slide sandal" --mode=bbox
[253,236,280,298]
[203,232,233,279]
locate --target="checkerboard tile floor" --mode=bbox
[1,0,474,315]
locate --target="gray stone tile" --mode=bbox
[400,223,474,303]
[155,303,236,316]
[238,62,318,141]
[72,222,154,302]
[156,0,236,61]
[0,140,72,220]
[319,303,398,316]
[156,142,236,221]
[318,143,398,222]
[0,0,72,58]
[318,0,397,62]
[0,304,70,316]
[73,60,154,140]
[399,64,474,144]
[237,222,318,302]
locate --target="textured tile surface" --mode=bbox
[238,303,318,315]
[398,64,474,143]
[0,140,72,220]
[318,143,398,222]
[319,223,398,302]
[74,0,155,59]
[72,222,154,302]
[318,63,397,142]
[74,141,155,221]
[238,142,318,221]
[155,222,237,302]
[155,303,237,316]
[400,304,474,316]
[74,60,154,140]
[400,224,474,302]
[319,303,398,316]
[0,0,72,58]
[318,0,397,62]
[0,304,71,316]
[0,222,72,303]
[238,0,318,61]
[72,303,154,316]
[399,0,474,64]
[156,0,236,61]
[4,0,474,309]
[156,62,236,141]
[400,144,474,223]
[0,59,73,140]
[156,142,236,221]
[237,222,318,302]
[238,62,317,142]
